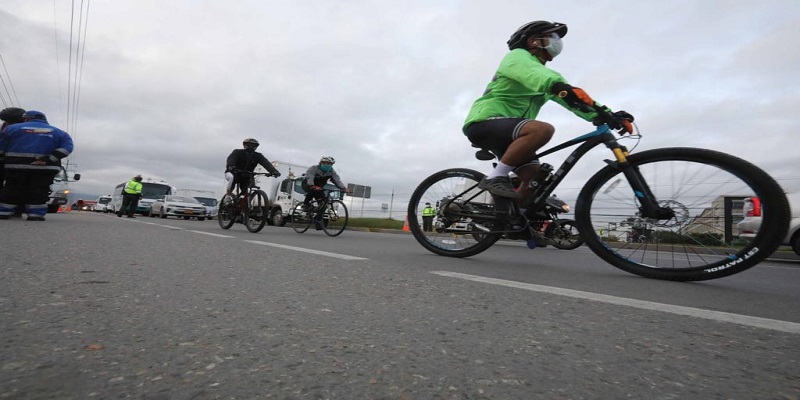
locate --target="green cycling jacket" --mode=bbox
[463,49,601,130]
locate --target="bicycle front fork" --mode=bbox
[620,163,675,220]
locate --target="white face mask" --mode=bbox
[543,34,563,58]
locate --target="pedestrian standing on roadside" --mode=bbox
[422,202,436,232]
[117,175,143,218]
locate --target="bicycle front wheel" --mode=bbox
[407,168,502,258]
[244,190,269,233]
[291,203,312,233]
[217,195,236,230]
[575,147,790,281]
[322,200,349,237]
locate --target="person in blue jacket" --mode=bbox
[0,110,74,221]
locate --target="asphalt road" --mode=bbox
[2,211,799,399]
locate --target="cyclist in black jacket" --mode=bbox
[224,138,281,196]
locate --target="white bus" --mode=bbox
[109,178,175,216]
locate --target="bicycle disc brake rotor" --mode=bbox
[646,200,690,228]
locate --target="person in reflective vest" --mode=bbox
[422,202,436,232]
[117,175,143,218]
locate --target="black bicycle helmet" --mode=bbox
[507,21,567,50]
[243,138,259,147]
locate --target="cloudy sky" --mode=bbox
[2,0,799,215]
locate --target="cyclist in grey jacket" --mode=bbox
[302,156,349,207]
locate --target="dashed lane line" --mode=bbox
[245,240,368,261]
[188,230,236,238]
[432,271,800,334]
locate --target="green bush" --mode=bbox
[348,218,405,230]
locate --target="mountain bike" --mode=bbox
[217,171,274,233]
[290,189,349,236]
[407,106,791,281]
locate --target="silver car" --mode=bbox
[736,193,800,256]
[149,195,208,221]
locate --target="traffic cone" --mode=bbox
[57,205,64,213]
[402,215,410,232]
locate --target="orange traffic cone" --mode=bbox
[402,215,410,232]
[57,205,64,213]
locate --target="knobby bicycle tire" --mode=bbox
[408,168,502,257]
[322,200,349,237]
[244,190,269,233]
[217,195,236,230]
[575,147,790,281]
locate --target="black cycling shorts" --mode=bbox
[464,118,540,166]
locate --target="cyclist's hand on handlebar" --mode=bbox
[272,172,281,178]
[609,110,634,135]
[595,110,635,135]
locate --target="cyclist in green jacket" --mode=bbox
[464,20,634,203]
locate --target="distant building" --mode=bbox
[682,195,747,242]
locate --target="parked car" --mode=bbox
[75,199,96,211]
[92,195,113,213]
[149,195,207,220]
[736,193,800,256]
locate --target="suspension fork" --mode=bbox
[607,143,674,220]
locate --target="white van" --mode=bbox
[109,178,175,216]
[92,195,112,213]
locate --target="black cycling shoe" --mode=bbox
[478,176,518,198]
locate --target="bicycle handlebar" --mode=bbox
[233,169,278,177]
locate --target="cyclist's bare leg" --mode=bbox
[480,120,554,198]
[501,120,553,165]
[501,120,554,204]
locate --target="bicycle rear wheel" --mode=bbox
[407,168,502,257]
[575,147,790,281]
[244,190,269,233]
[291,203,312,233]
[322,200,349,237]
[217,195,236,229]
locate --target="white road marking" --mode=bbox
[245,240,368,260]
[188,230,235,238]
[141,222,184,230]
[432,271,800,334]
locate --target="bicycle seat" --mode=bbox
[471,144,496,161]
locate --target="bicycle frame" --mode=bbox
[451,124,669,230]
[230,171,270,216]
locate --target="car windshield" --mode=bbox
[141,183,172,199]
[167,196,199,203]
[98,198,111,204]
[194,197,217,206]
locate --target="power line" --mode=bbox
[71,0,90,138]
[0,53,21,105]
[53,0,65,122]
